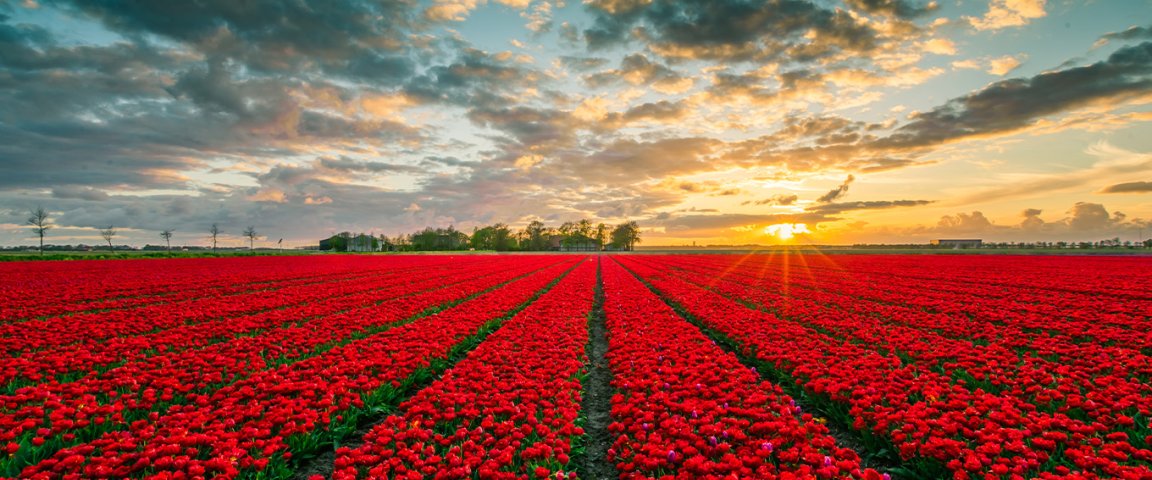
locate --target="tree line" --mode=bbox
[23,207,641,254]
[23,207,266,254]
[321,220,642,252]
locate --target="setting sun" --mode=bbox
[765,223,810,241]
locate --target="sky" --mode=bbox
[1,0,1151,248]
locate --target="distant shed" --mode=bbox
[931,239,983,249]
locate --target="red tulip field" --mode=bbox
[2,253,1150,479]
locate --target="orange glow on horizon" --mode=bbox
[765,223,810,241]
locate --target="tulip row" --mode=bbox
[5,256,574,478]
[15,256,581,479]
[640,255,1152,421]
[660,254,1152,348]
[0,262,434,356]
[1,256,522,390]
[600,258,882,479]
[0,256,450,323]
[635,254,1152,431]
[332,258,598,479]
[616,255,1152,479]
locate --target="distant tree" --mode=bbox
[394,233,411,251]
[610,221,641,251]
[491,223,514,251]
[209,223,220,252]
[160,229,174,252]
[100,225,116,251]
[26,207,51,255]
[523,220,549,251]
[411,227,438,251]
[558,221,575,237]
[468,224,514,251]
[575,219,593,238]
[594,223,608,250]
[471,226,494,250]
[243,226,258,250]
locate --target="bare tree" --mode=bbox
[209,223,220,252]
[26,207,51,255]
[243,226,258,250]
[100,225,116,252]
[160,229,174,252]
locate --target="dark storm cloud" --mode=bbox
[583,0,881,62]
[816,174,855,203]
[806,199,932,214]
[1099,181,1152,194]
[880,41,1152,149]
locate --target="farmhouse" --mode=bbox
[549,235,600,252]
[931,239,983,249]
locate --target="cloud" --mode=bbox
[653,212,835,233]
[817,174,855,203]
[52,186,110,201]
[948,142,1152,206]
[936,211,995,233]
[967,0,1046,31]
[986,55,1024,75]
[741,194,799,206]
[880,41,1152,149]
[425,0,483,21]
[405,46,542,105]
[582,0,884,63]
[806,199,933,214]
[602,100,689,126]
[1067,202,1123,231]
[844,0,937,19]
[57,0,420,76]
[522,1,555,33]
[1021,208,1045,231]
[1099,181,1152,193]
[584,54,693,94]
[317,157,423,174]
[923,38,956,55]
[1096,25,1152,47]
[559,55,610,71]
